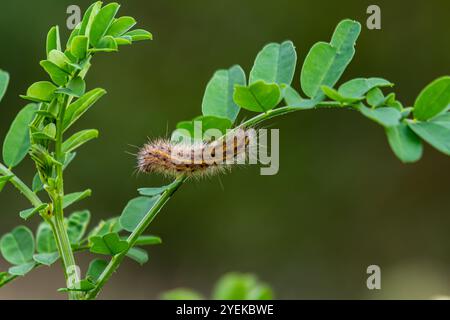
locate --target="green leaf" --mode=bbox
[385,123,423,163]
[19,204,47,221]
[283,85,304,106]
[247,284,274,300]
[79,1,103,37]
[161,288,204,300]
[107,16,136,37]
[31,152,76,193]
[413,76,450,121]
[8,262,36,276]
[40,60,69,86]
[0,272,11,285]
[202,65,246,123]
[408,115,450,156]
[60,279,96,292]
[63,88,107,131]
[134,235,162,246]
[119,196,160,232]
[47,50,72,72]
[46,26,61,57]
[62,129,99,153]
[32,173,43,192]
[212,273,258,300]
[2,103,38,167]
[0,174,14,192]
[338,77,393,99]
[66,25,80,49]
[173,115,232,142]
[249,41,297,86]
[90,36,118,52]
[89,2,120,46]
[21,81,56,102]
[67,210,91,244]
[301,19,361,100]
[89,217,123,237]
[138,185,170,197]
[0,69,9,103]
[63,189,92,209]
[89,232,128,255]
[56,77,86,98]
[114,36,132,46]
[366,87,385,108]
[36,222,57,253]
[356,104,401,127]
[432,113,450,129]
[124,29,152,41]
[234,81,281,112]
[33,252,59,266]
[126,247,148,265]
[321,85,360,104]
[31,123,56,141]
[86,259,107,282]
[71,35,89,59]
[0,226,35,265]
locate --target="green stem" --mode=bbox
[237,101,344,129]
[0,163,43,208]
[51,95,81,300]
[85,175,187,300]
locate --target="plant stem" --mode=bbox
[85,175,188,300]
[0,163,43,208]
[237,101,344,129]
[51,95,81,300]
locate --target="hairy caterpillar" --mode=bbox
[137,129,256,178]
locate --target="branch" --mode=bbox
[0,162,43,208]
[85,175,187,299]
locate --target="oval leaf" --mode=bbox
[63,88,107,131]
[413,76,450,121]
[36,222,58,254]
[46,26,61,57]
[385,123,423,163]
[2,104,38,167]
[124,29,152,41]
[0,70,9,103]
[106,16,136,37]
[63,189,92,209]
[249,41,297,86]
[119,196,160,232]
[126,247,148,265]
[22,81,56,102]
[62,129,99,153]
[202,65,246,123]
[408,116,450,156]
[0,226,35,265]
[33,252,59,266]
[89,2,120,46]
[338,77,393,99]
[71,35,89,59]
[8,262,36,276]
[67,210,91,244]
[87,259,108,282]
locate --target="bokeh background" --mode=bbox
[0,0,449,299]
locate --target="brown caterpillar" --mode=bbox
[137,129,255,178]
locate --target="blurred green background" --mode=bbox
[1,0,449,299]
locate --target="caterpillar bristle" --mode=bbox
[137,129,254,178]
